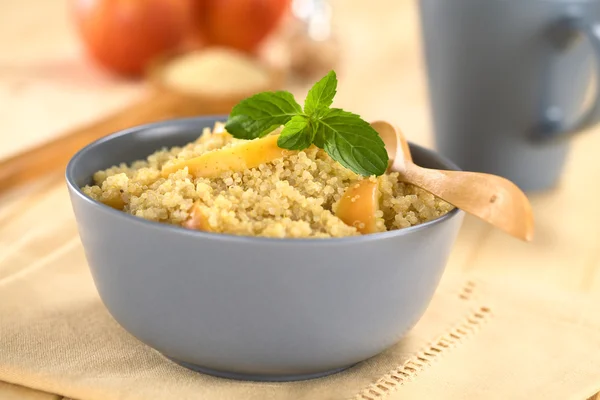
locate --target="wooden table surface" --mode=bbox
[1,0,599,398]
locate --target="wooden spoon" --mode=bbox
[370,121,535,242]
[371,120,413,166]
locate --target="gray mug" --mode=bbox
[418,0,600,192]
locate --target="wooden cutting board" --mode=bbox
[0,89,235,194]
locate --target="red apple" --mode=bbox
[71,0,193,77]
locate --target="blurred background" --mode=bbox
[1,0,599,295]
[0,0,431,161]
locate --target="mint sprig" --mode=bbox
[225,91,302,139]
[225,70,389,176]
[278,115,314,150]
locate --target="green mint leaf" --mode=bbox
[277,115,314,150]
[319,109,389,176]
[225,91,302,139]
[224,70,390,177]
[304,70,337,117]
[313,121,327,149]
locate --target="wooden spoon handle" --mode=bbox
[0,91,201,195]
[401,163,535,241]
[396,126,413,163]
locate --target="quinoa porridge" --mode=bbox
[82,123,454,238]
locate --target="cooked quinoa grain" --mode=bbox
[82,125,454,238]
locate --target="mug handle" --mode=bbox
[532,13,600,141]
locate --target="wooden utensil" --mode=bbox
[0,51,284,195]
[370,121,535,241]
[371,120,413,165]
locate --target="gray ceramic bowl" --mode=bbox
[66,116,464,381]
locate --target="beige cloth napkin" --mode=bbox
[0,239,599,400]
[0,381,59,400]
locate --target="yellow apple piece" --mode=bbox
[336,179,381,234]
[102,196,125,210]
[183,201,212,232]
[161,134,292,178]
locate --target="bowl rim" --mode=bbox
[65,116,463,245]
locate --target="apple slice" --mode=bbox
[183,201,212,231]
[161,134,292,178]
[102,195,125,210]
[336,179,381,234]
